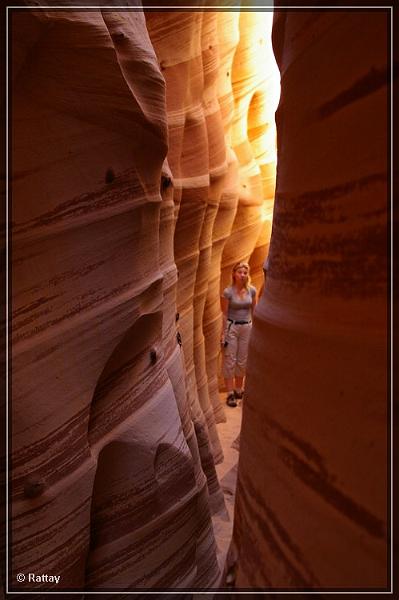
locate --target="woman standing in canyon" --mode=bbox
[221,262,257,407]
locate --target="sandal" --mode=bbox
[226,393,237,407]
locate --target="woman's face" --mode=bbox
[234,267,249,285]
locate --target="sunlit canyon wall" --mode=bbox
[234,8,389,589]
[10,4,277,591]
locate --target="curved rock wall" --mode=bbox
[213,10,279,395]
[11,5,221,591]
[220,10,279,292]
[246,13,279,293]
[145,9,227,517]
[146,8,279,446]
[234,9,388,588]
[11,3,289,592]
[203,10,241,423]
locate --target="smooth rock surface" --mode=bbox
[234,8,389,589]
[11,5,222,590]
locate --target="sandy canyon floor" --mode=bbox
[212,396,243,579]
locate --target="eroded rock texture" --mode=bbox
[145,8,278,449]
[11,2,279,592]
[220,11,279,291]
[145,12,227,513]
[234,9,388,588]
[11,6,221,591]
[209,9,279,410]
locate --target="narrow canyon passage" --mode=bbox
[9,3,389,594]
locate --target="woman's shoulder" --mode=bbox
[222,286,233,298]
[249,285,257,297]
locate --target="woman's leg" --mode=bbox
[234,375,244,393]
[225,377,235,392]
[223,325,238,406]
[235,324,252,395]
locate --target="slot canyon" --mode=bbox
[9,1,389,594]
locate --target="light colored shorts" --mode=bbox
[223,321,252,379]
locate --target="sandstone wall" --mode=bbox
[203,9,241,421]
[219,10,278,291]
[234,8,389,588]
[11,5,222,590]
[145,12,228,515]
[209,9,279,402]
[10,1,278,591]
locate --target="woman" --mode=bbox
[220,261,256,407]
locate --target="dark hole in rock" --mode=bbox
[24,478,45,499]
[161,175,172,191]
[105,168,115,184]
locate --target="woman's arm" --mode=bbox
[220,296,229,342]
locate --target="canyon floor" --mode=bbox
[212,395,243,578]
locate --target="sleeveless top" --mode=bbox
[223,285,256,321]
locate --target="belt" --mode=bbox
[228,319,251,325]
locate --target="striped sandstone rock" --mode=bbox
[234,8,388,589]
[11,5,221,591]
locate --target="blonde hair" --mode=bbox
[231,261,251,290]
